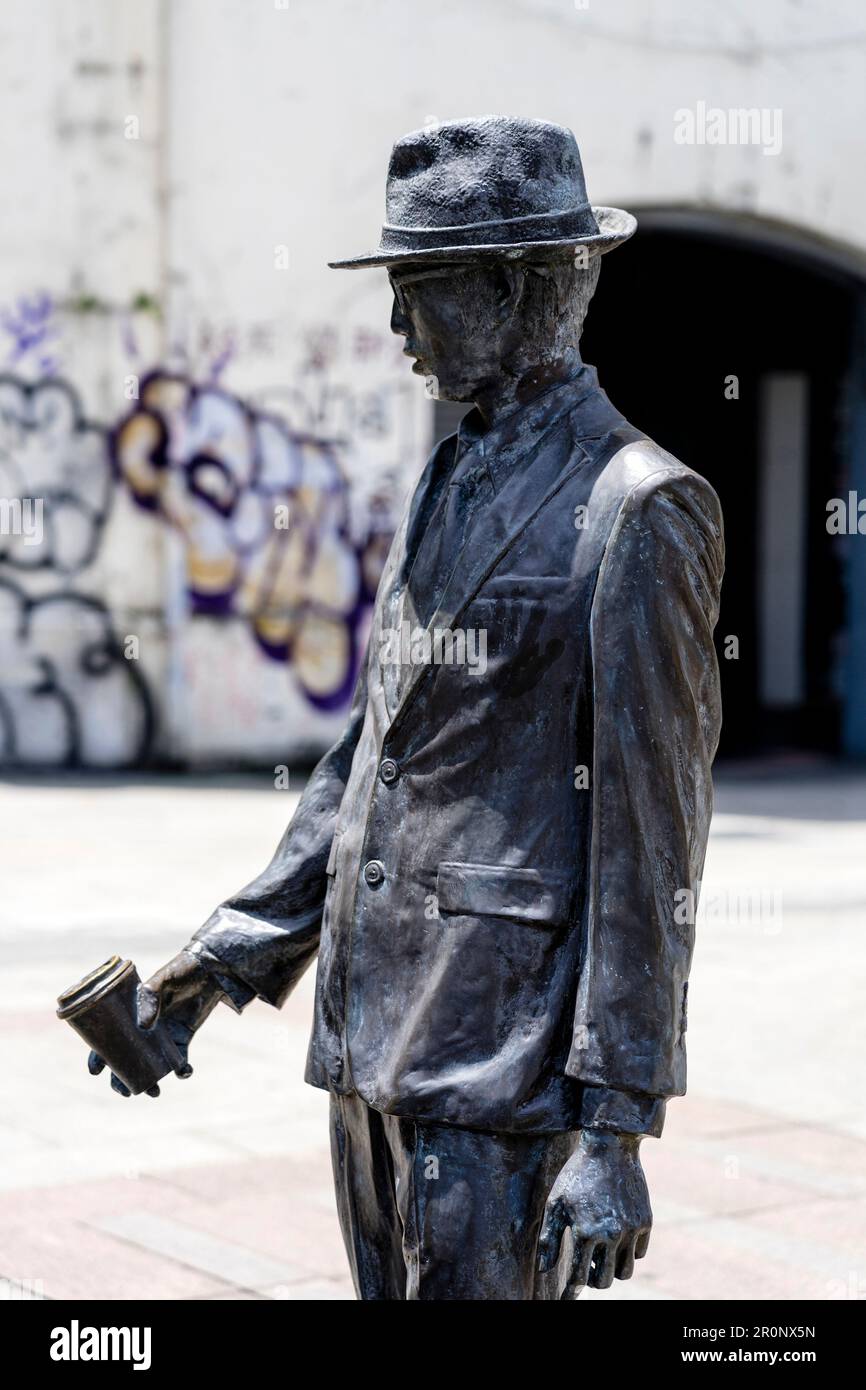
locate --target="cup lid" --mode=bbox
[56,956,134,1019]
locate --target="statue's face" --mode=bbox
[388,262,516,402]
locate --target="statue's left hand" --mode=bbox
[537,1129,652,1297]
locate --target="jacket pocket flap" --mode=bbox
[436,862,569,927]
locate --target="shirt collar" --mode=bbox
[454,364,599,493]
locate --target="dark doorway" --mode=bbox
[581,221,856,758]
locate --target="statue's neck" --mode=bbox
[474,348,584,430]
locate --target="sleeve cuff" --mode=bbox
[578,1084,667,1138]
[186,941,257,1014]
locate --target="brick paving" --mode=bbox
[1,765,864,1301]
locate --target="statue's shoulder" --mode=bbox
[587,430,722,527]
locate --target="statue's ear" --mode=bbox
[489,262,523,322]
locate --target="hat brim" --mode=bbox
[328,206,636,269]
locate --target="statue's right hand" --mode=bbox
[87,949,224,1099]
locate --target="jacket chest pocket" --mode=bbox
[479,575,573,603]
[436,861,570,930]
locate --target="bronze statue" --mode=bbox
[74,117,724,1300]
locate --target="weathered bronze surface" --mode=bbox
[77,117,724,1300]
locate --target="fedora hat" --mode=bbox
[329,116,636,270]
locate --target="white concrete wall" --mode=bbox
[0,1,168,765]
[1,0,863,765]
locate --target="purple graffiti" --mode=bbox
[0,293,61,375]
[110,371,390,710]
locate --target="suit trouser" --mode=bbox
[329,1089,578,1300]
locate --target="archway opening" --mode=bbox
[581,213,861,759]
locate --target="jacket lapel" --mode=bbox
[373,432,458,717]
[388,412,589,733]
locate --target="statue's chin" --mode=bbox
[410,358,479,402]
[431,383,476,403]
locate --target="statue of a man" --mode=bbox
[90,117,724,1300]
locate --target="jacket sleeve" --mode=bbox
[566,467,724,1104]
[187,653,369,1009]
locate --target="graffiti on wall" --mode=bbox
[0,376,154,766]
[0,376,112,576]
[0,346,403,766]
[0,579,155,767]
[110,372,390,710]
[0,293,62,377]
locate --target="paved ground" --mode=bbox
[1,763,865,1301]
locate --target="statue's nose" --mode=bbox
[390,294,410,337]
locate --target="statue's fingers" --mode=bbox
[88,1051,105,1076]
[537,1198,568,1272]
[615,1233,637,1281]
[635,1227,651,1260]
[137,984,160,1030]
[110,1073,131,1098]
[165,1020,194,1074]
[167,1034,193,1078]
[561,1235,594,1299]
[588,1240,616,1290]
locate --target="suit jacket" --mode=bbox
[190,366,724,1136]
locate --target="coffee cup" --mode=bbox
[57,956,189,1096]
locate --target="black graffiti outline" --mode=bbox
[0,374,112,577]
[0,577,155,767]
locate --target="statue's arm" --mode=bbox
[568,466,724,1105]
[186,653,370,1010]
[539,468,723,1294]
[89,659,370,1097]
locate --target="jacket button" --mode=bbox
[379,758,399,785]
[363,859,385,886]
